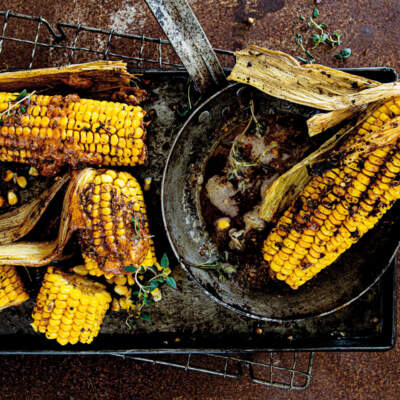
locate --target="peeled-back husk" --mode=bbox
[228,46,400,136]
[0,169,94,266]
[0,176,69,245]
[0,61,134,97]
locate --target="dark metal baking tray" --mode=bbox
[0,68,398,354]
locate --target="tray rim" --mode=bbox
[0,67,397,354]
[0,254,395,354]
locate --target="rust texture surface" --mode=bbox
[0,0,400,399]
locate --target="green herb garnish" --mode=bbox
[335,48,352,61]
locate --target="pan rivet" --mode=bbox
[198,110,210,123]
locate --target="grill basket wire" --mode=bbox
[112,352,314,390]
[0,10,314,391]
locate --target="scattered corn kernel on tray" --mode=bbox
[0,70,398,354]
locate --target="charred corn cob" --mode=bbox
[263,96,400,289]
[76,241,157,312]
[77,169,154,275]
[0,266,29,310]
[31,267,111,345]
[82,239,157,278]
[0,92,147,176]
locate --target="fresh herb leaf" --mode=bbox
[20,106,26,113]
[321,33,329,42]
[160,253,169,269]
[14,89,27,101]
[299,15,305,21]
[335,48,352,61]
[150,280,158,290]
[305,50,315,62]
[294,33,303,45]
[124,265,137,273]
[166,276,177,290]
[141,312,151,322]
[311,33,320,44]
[313,8,319,18]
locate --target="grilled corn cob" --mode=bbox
[75,241,157,312]
[0,266,29,310]
[82,238,157,278]
[77,169,154,275]
[31,267,111,345]
[0,92,147,176]
[263,97,400,289]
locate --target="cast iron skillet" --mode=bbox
[162,71,400,322]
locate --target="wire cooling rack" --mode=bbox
[112,352,314,390]
[0,10,233,70]
[0,10,314,390]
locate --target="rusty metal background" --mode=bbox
[0,9,397,392]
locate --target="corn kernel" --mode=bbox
[3,170,14,182]
[16,176,27,189]
[151,288,162,302]
[7,191,18,206]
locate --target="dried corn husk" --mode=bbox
[0,61,142,102]
[0,169,94,266]
[228,46,379,110]
[0,176,69,244]
[307,105,368,137]
[228,46,400,136]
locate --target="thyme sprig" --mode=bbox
[227,99,278,184]
[195,252,237,279]
[295,7,350,63]
[124,253,176,322]
[0,89,36,125]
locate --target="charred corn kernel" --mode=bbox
[0,93,147,176]
[216,217,230,231]
[114,285,129,296]
[7,191,17,206]
[28,166,39,176]
[79,169,156,275]
[144,177,152,191]
[0,266,29,310]
[72,265,89,276]
[111,298,120,312]
[114,276,127,286]
[3,170,14,182]
[263,96,400,290]
[16,176,27,189]
[151,287,162,302]
[31,268,111,346]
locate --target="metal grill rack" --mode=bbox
[113,352,314,390]
[0,10,234,70]
[0,9,314,391]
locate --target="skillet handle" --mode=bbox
[144,0,226,93]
